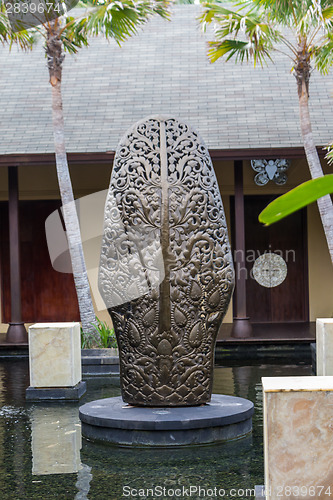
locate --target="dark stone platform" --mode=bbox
[26,381,86,402]
[79,394,254,447]
[81,356,119,376]
[81,349,119,376]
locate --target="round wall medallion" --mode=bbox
[252,253,287,288]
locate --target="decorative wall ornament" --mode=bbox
[251,159,290,186]
[252,253,287,288]
[99,116,234,407]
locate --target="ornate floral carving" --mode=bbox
[99,116,234,406]
[251,159,290,186]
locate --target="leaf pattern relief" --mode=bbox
[99,116,234,406]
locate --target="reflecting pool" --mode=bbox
[0,359,312,499]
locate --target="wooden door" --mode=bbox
[242,196,308,323]
[0,200,80,323]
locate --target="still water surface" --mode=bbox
[0,359,311,500]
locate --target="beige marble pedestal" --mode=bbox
[27,322,86,401]
[316,318,333,376]
[262,376,333,500]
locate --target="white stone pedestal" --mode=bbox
[262,376,333,500]
[316,318,333,376]
[27,322,86,401]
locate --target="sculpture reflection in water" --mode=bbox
[30,406,82,475]
[99,116,234,406]
[30,405,93,499]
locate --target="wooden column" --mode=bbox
[6,166,28,344]
[231,160,252,338]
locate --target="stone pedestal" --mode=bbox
[31,406,81,475]
[262,376,333,500]
[81,348,119,376]
[316,318,333,376]
[79,394,254,447]
[26,322,86,401]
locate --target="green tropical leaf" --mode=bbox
[259,175,333,225]
[200,1,281,66]
[200,0,333,263]
[312,35,333,74]
[208,38,273,64]
[322,5,333,21]
[0,2,35,49]
[325,142,333,165]
[208,39,248,62]
[250,0,333,27]
[86,0,170,43]
[61,16,89,54]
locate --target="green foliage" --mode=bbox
[200,1,281,66]
[199,0,333,73]
[259,175,333,225]
[0,2,35,49]
[52,0,170,57]
[92,317,117,348]
[81,327,94,348]
[1,0,171,55]
[60,16,90,54]
[81,317,117,348]
[313,35,333,74]
[326,142,333,164]
[84,0,170,44]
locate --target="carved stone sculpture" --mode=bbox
[99,116,234,406]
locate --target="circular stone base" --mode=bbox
[79,394,254,447]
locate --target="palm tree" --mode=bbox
[200,0,333,265]
[43,0,170,339]
[45,15,95,338]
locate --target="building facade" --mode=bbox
[0,5,332,340]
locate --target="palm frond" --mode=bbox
[60,16,89,53]
[312,35,333,74]
[0,6,35,49]
[200,2,281,66]
[208,38,273,65]
[234,0,296,25]
[320,4,333,33]
[241,0,333,35]
[86,0,170,43]
[322,5,333,21]
[325,142,333,165]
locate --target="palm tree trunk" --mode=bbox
[298,79,333,265]
[47,22,98,338]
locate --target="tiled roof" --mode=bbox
[0,4,332,154]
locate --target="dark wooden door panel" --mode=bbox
[243,196,308,323]
[269,210,307,322]
[0,201,80,323]
[243,198,271,322]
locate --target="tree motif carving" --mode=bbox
[99,116,234,406]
